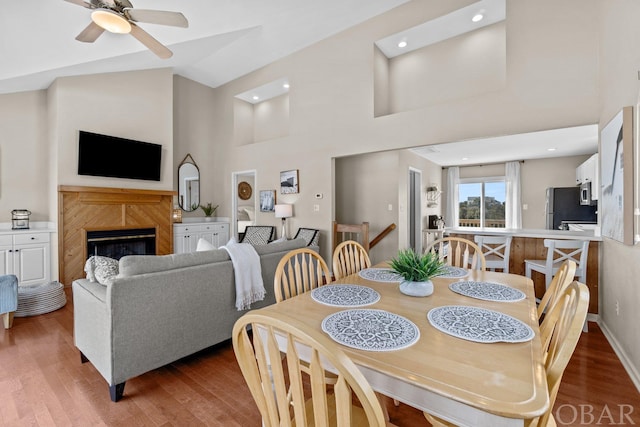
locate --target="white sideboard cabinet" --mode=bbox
[0,230,52,287]
[173,221,230,254]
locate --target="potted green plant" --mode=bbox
[389,249,446,297]
[199,202,218,221]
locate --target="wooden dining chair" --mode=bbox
[425,237,486,271]
[332,240,371,280]
[532,280,590,426]
[424,281,589,427]
[537,259,577,322]
[232,311,390,427]
[274,248,331,303]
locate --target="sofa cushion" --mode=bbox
[119,250,230,277]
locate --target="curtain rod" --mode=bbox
[443,160,525,169]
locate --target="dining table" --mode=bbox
[252,264,549,427]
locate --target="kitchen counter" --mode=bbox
[445,227,602,242]
[445,227,600,314]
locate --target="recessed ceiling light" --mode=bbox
[472,13,484,22]
[252,95,259,101]
[398,39,408,48]
[547,148,557,152]
[283,83,290,89]
[462,157,469,161]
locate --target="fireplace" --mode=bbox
[86,228,156,260]
[58,186,175,285]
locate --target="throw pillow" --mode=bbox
[84,257,96,281]
[196,238,216,251]
[268,236,287,244]
[242,227,272,245]
[90,256,119,285]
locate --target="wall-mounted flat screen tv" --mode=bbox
[78,131,162,181]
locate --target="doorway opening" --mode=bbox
[231,170,257,240]
[408,168,422,253]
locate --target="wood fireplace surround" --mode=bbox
[58,186,176,286]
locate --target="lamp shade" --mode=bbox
[274,204,293,219]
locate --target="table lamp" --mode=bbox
[274,204,293,239]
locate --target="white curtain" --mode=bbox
[505,161,522,229]
[445,167,459,229]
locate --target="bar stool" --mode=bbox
[474,235,512,273]
[524,239,589,331]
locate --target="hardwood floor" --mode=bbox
[1,289,639,426]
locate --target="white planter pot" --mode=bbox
[399,279,434,297]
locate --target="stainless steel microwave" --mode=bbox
[580,182,595,206]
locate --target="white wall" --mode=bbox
[0,90,48,221]
[174,75,218,218]
[53,69,174,191]
[597,0,640,390]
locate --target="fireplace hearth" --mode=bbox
[86,228,156,260]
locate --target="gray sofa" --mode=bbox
[72,238,311,402]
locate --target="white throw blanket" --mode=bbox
[221,241,266,310]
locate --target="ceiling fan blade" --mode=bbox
[123,9,188,28]
[129,24,173,59]
[64,0,96,9]
[75,21,105,42]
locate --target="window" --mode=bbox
[458,178,506,228]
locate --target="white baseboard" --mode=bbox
[598,320,640,394]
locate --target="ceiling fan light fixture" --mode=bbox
[91,9,132,34]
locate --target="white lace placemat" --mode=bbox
[358,268,402,283]
[311,284,380,307]
[435,266,469,278]
[449,281,526,302]
[427,305,534,343]
[322,309,420,351]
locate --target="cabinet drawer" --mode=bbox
[174,224,206,233]
[0,235,13,246]
[14,233,50,245]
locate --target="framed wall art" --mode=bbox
[600,106,634,245]
[280,169,299,194]
[259,190,276,212]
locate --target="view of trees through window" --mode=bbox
[458,180,506,228]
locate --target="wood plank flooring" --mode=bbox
[1,289,639,426]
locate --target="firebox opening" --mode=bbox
[86,228,156,260]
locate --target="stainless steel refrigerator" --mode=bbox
[545,187,597,230]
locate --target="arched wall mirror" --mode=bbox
[178,153,200,212]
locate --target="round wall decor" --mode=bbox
[238,181,252,200]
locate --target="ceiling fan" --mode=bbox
[64,0,188,59]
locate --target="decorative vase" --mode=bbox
[399,279,434,297]
[204,216,213,222]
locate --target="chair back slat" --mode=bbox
[537,260,577,320]
[536,281,589,426]
[332,240,372,280]
[274,248,331,303]
[232,312,387,427]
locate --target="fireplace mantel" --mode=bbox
[58,186,176,286]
